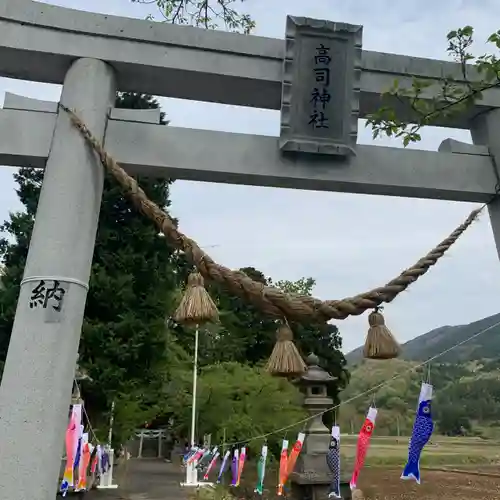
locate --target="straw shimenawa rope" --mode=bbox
[60,104,482,324]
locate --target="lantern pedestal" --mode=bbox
[290,471,351,500]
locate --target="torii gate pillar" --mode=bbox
[0,58,116,500]
[470,110,500,261]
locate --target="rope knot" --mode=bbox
[368,310,385,327]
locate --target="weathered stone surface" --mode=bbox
[1,0,499,126]
[280,17,362,156]
[291,354,349,498]
[1,106,495,202]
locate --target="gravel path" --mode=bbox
[82,460,187,500]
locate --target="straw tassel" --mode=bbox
[173,272,219,326]
[265,324,307,377]
[363,307,400,360]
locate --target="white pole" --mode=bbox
[183,325,200,486]
[138,431,144,459]
[107,400,115,448]
[190,325,199,448]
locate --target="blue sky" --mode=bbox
[1,0,500,353]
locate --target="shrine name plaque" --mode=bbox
[280,16,363,157]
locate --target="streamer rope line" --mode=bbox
[60,104,482,324]
[73,378,99,445]
[221,317,500,447]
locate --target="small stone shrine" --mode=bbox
[290,353,351,500]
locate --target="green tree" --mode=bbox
[197,272,348,429]
[435,405,471,436]
[133,0,255,33]
[0,92,190,444]
[168,267,276,367]
[162,361,306,457]
[367,26,500,146]
[202,270,348,395]
[339,356,500,436]
[272,277,316,296]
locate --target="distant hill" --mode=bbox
[340,312,500,438]
[338,357,500,438]
[345,312,500,365]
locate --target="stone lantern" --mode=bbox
[289,353,351,500]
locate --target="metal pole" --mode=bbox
[0,58,116,500]
[190,325,199,447]
[138,431,144,459]
[107,400,115,448]
[184,325,200,485]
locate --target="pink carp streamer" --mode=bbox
[204,451,220,481]
[236,447,246,486]
[60,404,82,495]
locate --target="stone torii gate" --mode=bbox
[1,1,500,498]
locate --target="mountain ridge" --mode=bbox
[340,312,500,437]
[345,312,500,364]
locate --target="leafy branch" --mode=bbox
[131,0,255,34]
[366,26,500,146]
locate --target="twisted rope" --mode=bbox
[60,104,482,324]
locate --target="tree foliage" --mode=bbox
[367,26,500,146]
[165,271,348,442]
[132,0,255,33]
[198,270,348,393]
[341,358,500,438]
[79,92,190,440]
[163,361,306,456]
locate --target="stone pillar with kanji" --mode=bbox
[290,353,351,500]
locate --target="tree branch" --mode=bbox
[367,26,500,146]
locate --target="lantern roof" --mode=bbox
[299,353,336,384]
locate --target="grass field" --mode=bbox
[357,467,500,499]
[197,435,500,500]
[341,434,500,467]
[338,435,500,498]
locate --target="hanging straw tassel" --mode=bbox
[363,307,400,360]
[173,272,219,326]
[265,323,307,377]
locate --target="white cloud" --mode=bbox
[1,0,499,353]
